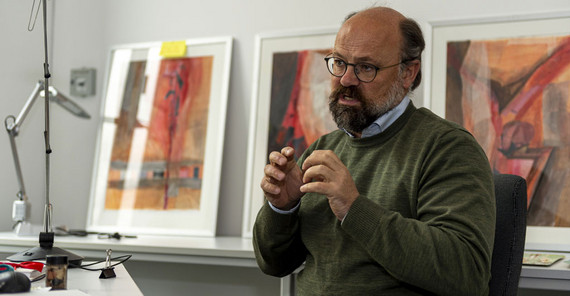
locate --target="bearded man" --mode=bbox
[253,6,495,296]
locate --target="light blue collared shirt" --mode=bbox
[347,96,410,138]
[268,96,411,214]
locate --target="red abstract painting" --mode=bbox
[446,35,570,227]
[268,49,337,159]
[105,56,213,211]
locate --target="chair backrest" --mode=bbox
[489,174,527,296]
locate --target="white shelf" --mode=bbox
[0,232,257,267]
[519,251,570,291]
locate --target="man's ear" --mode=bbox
[402,60,421,90]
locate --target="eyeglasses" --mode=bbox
[324,55,408,83]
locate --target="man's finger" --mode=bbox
[300,181,329,195]
[261,177,281,195]
[269,151,286,166]
[302,164,333,184]
[302,150,339,171]
[281,146,295,158]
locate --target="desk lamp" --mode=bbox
[5,0,85,266]
[4,81,88,266]
[5,81,90,236]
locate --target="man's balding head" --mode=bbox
[340,7,424,90]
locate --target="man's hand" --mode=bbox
[260,147,304,210]
[300,150,359,220]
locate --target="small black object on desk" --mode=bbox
[99,249,116,279]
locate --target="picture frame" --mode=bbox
[242,28,338,238]
[428,12,570,251]
[87,37,233,237]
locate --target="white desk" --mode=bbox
[0,232,294,295]
[28,264,143,295]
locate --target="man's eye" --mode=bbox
[334,59,345,67]
[358,64,375,73]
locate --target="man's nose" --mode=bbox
[340,65,360,87]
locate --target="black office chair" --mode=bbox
[489,174,527,296]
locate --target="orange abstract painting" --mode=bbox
[105,56,213,211]
[446,35,570,227]
[268,49,337,159]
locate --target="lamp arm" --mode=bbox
[5,121,28,202]
[13,81,44,133]
[4,80,90,225]
[4,81,44,202]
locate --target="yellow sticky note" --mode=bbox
[160,41,187,58]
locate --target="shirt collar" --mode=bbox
[343,96,411,138]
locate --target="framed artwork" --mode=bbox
[87,37,232,237]
[242,28,338,237]
[429,12,570,250]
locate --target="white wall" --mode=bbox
[2,0,570,237]
[2,0,570,295]
[1,0,104,233]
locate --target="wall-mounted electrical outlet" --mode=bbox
[70,68,96,97]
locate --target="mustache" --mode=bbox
[329,85,361,103]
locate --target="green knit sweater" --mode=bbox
[253,104,496,296]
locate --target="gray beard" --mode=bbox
[329,79,405,135]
